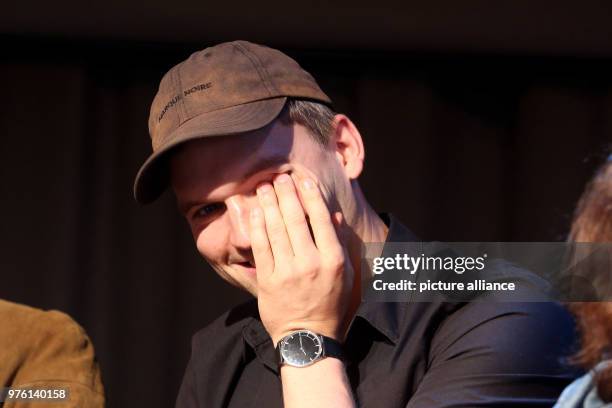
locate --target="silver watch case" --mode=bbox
[278,329,325,368]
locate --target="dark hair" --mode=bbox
[568,158,612,401]
[279,98,336,147]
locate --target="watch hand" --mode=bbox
[299,335,307,354]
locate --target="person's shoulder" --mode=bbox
[439,300,573,337]
[0,299,89,352]
[191,297,260,351]
[0,298,53,324]
[431,300,577,371]
[443,300,572,336]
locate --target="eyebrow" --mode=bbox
[178,154,288,215]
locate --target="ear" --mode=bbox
[330,114,365,180]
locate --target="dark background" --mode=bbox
[2,1,612,407]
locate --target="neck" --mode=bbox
[340,184,389,338]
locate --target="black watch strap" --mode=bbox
[321,335,345,361]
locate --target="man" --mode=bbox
[134,40,577,407]
[0,299,105,407]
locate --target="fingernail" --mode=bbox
[257,184,272,194]
[251,207,262,219]
[301,178,314,190]
[275,173,290,183]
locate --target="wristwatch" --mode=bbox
[276,329,345,368]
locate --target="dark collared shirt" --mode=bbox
[176,214,578,407]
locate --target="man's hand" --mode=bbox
[249,172,353,346]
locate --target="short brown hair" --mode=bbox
[279,98,336,148]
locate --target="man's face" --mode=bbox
[170,118,344,296]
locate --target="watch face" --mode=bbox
[280,330,323,367]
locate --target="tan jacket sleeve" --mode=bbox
[0,299,105,408]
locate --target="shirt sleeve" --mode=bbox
[405,301,579,408]
[4,309,105,408]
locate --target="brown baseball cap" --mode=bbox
[133,40,332,204]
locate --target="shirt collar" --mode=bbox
[351,213,418,345]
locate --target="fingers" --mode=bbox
[296,177,343,258]
[256,183,294,265]
[249,207,274,278]
[253,173,344,270]
[272,173,316,257]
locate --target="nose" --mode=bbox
[225,194,255,250]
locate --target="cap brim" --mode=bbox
[134,96,287,204]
